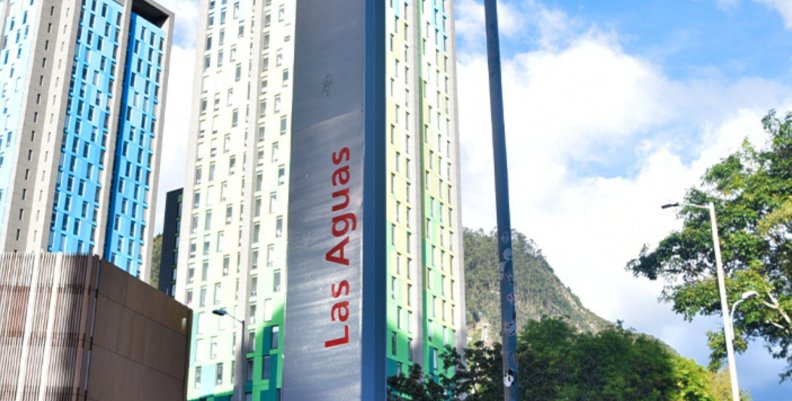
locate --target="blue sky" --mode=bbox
[154,0,792,399]
[453,0,792,399]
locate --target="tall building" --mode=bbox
[0,0,173,280]
[175,0,463,400]
[0,252,192,401]
[158,187,182,296]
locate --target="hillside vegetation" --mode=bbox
[464,228,610,341]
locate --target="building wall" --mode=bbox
[176,0,292,399]
[0,252,191,401]
[0,0,173,282]
[176,0,464,399]
[159,187,183,296]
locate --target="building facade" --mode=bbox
[0,0,173,281]
[158,187,182,296]
[0,252,192,401]
[175,1,463,400]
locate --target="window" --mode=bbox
[210,337,218,359]
[262,355,271,379]
[266,244,275,267]
[391,331,397,355]
[279,115,287,134]
[273,270,281,292]
[269,192,278,212]
[271,142,279,162]
[277,165,286,185]
[216,363,223,385]
[275,216,283,237]
[194,366,202,388]
[264,299,273,321]
[270,325,279,349]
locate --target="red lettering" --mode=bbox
[332,166,350,186]
[332,213,357,237]
[332,147,350,165]
[331,280,350,298]
[324,325,350,348]
[324,147,355,349]
[331,188,350,212]
[331,301,350,322]
[325,237,350,265]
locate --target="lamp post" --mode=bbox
[661,201,741,401]
[730,291,759,323]
[213,308,245,401]
[484,1,519,400]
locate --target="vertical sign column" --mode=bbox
[283,0,386,400]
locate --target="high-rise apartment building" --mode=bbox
[0,0,173,280]
[176,1,463,400]
[158,187,182,296]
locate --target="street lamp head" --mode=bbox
[661,202,680,209]
[212,308,228,317]
[740,291,759,301]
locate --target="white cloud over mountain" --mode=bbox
[454,0,792,392]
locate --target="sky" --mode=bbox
[153,0,792,399]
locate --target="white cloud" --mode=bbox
[154,45,194,233]
[158,0,200,47]
[756,0,792,29]
[455,0,583,51]
[715,0,792,29]
[152,0,198,233]
[456,1,792,385]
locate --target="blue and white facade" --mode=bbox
[0,0,172,280]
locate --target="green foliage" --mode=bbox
[387,364,445,401]
[464,229,610,340]
[519,319,680,401]
[389,318,727,401]
[150,234,162,288]
[627,110,792,378]
[707,368,752,401]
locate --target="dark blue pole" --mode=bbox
[484,1,518,400]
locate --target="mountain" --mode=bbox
[464,228,610,343]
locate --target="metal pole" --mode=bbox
[709,202,741,401]
[484,1,518,400]
[226,315,244,401]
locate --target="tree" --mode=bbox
[388,318,726,400]
[627,110,792,378]
[387,363,445,401]
[150,234,163,288]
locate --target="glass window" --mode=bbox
[270,325,279,349]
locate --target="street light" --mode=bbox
[213,308,246,401]
[730,291,759,323]
[662,201,742,401]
